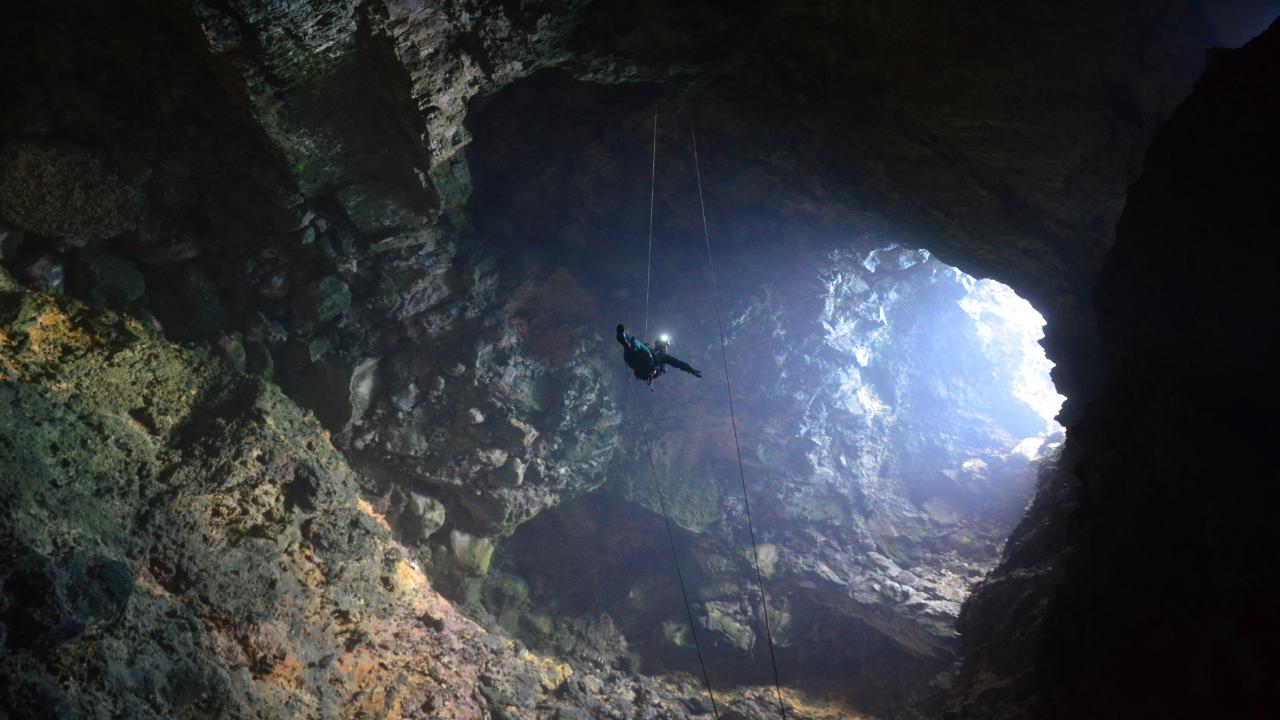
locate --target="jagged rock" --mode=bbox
[169,264,228,339]
[450,530,495,576]
[243,311,288,348]
[483,572,530,617]
[700,602,755,653]
[214,332,247,373]
[0,141,133,239]
[131,220,200,264]
[23,254,64,293]
[0,229,23,263]
[290,276,350,330]
[3,288,727,719]
[287,355,379,432]
[405,491,446,541]
[383,425,429,457]
[335,182,425,237]
[494,455,527,486]
[950,21,1280,719]
[244,339,273,378]
[391,381,419,412]
[4,2,1270,717]
[348,356,379,424]
[0,263,19,291]
[76,249,145,310]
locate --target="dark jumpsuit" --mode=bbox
[616,325,699,379]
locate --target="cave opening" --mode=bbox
[462,243,1065,715]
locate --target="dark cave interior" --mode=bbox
[2,1,1279,719]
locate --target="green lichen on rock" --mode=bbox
[628,472,723,533]
[702,601,755,652]
[449,529,495,575]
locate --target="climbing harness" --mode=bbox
[645,363,666,387]
[693,128,788,719]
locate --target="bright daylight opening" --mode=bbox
[957,275,1064,429]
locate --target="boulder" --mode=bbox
[23,255,64,293]
[291,276,350,330]
[78,250,145,310]
[214,333,246,373]
[335,183,424,237]
[0,264,19,291]
[348,357,379,424]
[383,425,429,457]
[287,355,379,432]
[449,530,495,576]
[493,456,526,486]
[0,142,133,239]
[409,492,446,535]
[244,340,273,378]
[0,230,24,263]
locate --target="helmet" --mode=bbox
[654,334,670,353]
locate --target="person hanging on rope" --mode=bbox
[616,324,702,383]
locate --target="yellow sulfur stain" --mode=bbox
[263,654,307,690]
[396,560,432,611]
[519,649,574,692]
[776,686,867,719]
[356,498,392,531]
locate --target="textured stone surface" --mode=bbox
[948,19,1280,719]
[0,142,134,239]
[491,248,1058,716]
[2,0,1276,717]
[0,287,856,719]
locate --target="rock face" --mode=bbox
[948,19,1280,720]
[2,0,1277,717]
[0,0,626,568]
[0,288,858,719]
[489,246,1057,715]
[0,288,578,718]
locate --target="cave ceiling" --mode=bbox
[2,2,1278,717]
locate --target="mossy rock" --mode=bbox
[449,530,495,576]
[628,473,722,533]
[78,250,145,310]
[702,602,755,652]
[0,264,19,291]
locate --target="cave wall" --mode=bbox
[948,19,1280,719]
[482,246,1060,717]
[1,0,1236,555]
[2,0,1278,717]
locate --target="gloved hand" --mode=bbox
[616,324,624,334]
[692,369,703,378]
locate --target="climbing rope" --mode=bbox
[644,114,658,342]
[692,128,788,719]
[633,115,721,719]
[626,379,721,719]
